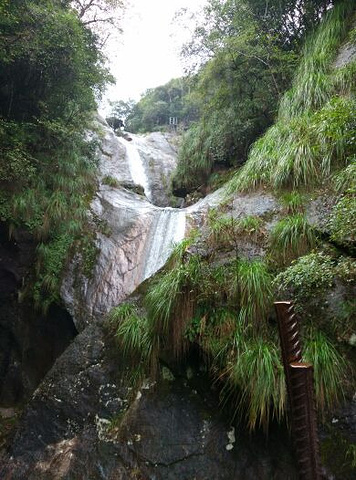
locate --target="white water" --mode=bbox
[118,135,187,281]
[142,207,186,281]
[118,136,152,200]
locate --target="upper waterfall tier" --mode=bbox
[118,136,152,201]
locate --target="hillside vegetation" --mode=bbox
[0,0,117,311]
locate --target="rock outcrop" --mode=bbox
[0,224,77,406]
[61,120,224,331]
[0,321,298,480]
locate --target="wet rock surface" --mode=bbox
[0,321,298,480]
[60,122,224,330]
[133,132,181,207]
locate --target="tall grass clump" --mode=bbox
[110,303,157,372]
[269,214,316,264]
[232,259,273,331]
[224,336,286,431]
[145,240,203,357]
[304,330,346,412]
[228,1,356,192]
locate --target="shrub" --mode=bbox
[274,252,334,308]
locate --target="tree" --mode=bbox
[124,77,198,133]
[108,99,135,125]
[70,0,125,45]
[172,0,299,193]
[0,0,118,308]
[71,0,124,25]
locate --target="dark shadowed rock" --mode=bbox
[0,322,298,479]
[0,223,77,406]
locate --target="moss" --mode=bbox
[102,175,119,188]
[329,194,356,251]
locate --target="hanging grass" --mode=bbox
[226,336,286,431]
[146,250,203,357]
[269,214,316,265]
[232,259,273,331]
[111,303,156,367]
[271,115,319,188]
[304,330,346,413]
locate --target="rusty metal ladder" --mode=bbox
[274,301,323,480]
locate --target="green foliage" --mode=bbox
[0,0,116,310]
[143,236,277,427]
[234,259,273,330]
[146,251,203,357]
[126,77,197,133]
[227,336,285,430]
[110,303,155,368]
[333,158,356,193]
[304,331,346,412]
[269,214,316,264]
[207,210,264,254]
[328,195,356,249]
[279,191,306,213]
[173,0,299,193]
[228,2,356,192]
[33,232,74,312]
[274,252,334,308]
[102,175,119,187]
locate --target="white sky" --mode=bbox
[102,0,207,111]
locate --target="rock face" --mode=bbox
[132,132,181,207]
[61,121,224,331]
[0,321,298,480]
[0,224,77,406]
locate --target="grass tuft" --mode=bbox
[304,330,346,413]
[269,214,316,264]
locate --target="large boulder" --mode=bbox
[0,321,298,480]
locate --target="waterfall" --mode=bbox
[118,134,187,281]
[118,136,152,200]
[63,126,201,323]
[142,207,186,281]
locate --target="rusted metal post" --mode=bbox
[274,301,322,480]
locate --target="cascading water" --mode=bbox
[118,135,186,282]
[142,207,186,281]
[118,136,152,200]
[61,122,223,325]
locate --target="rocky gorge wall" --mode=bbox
[61,119,224,331]
[0,120,300,479]
[1,115,354,479]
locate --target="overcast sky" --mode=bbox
[101,0,207,111]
